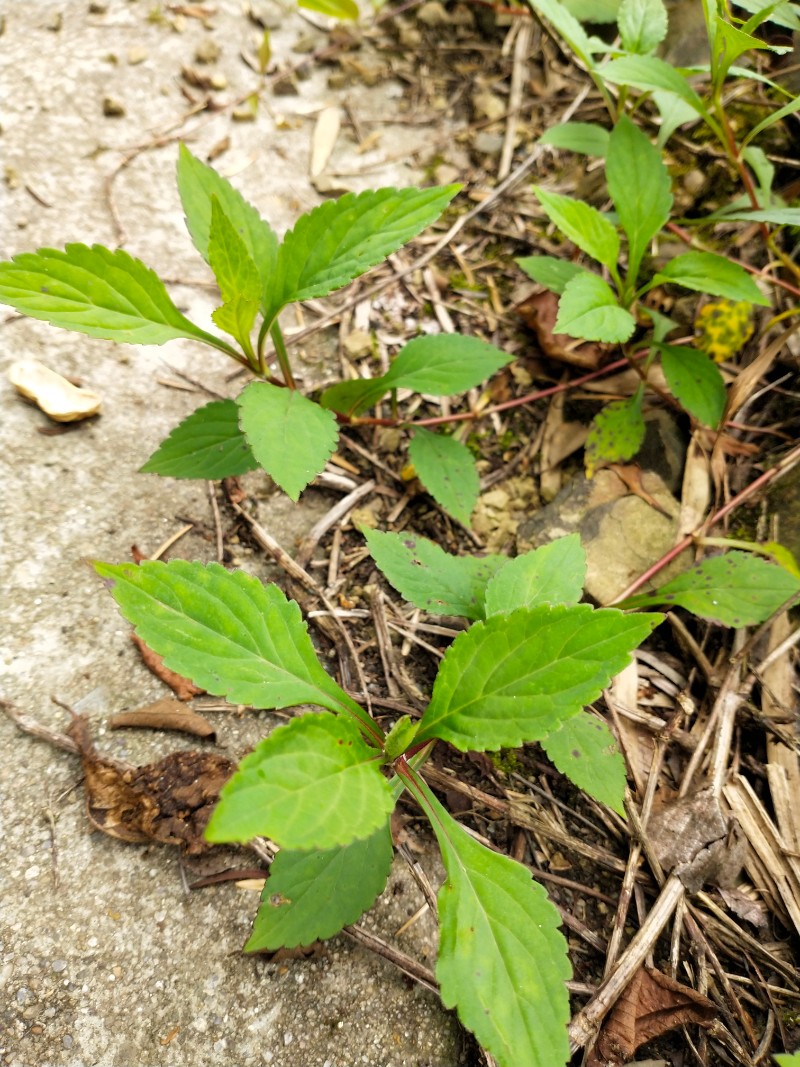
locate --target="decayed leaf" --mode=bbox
[67,714,234,854]
[694,298,754,362]
[677,436,710,538]
[310,106,341,179]
[131,633,204,701]
[649,788,746,893]
[108,697,216,740]
[516,290,604,369]
[9,359,102,422]
[589,966,716,1065]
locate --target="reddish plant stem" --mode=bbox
[610,440,800,604]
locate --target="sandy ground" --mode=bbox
[0,3,466,1064]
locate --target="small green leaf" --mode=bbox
[527,0,608,64]
[774,1052,800,1067]
[205,713,393,848]
[653,89,700,147]
[362,527,506,620]
[617,0,668,53]
[0,244,218,347]
[584,394,646,477]
[736,0,800,31]
[538,122,609,156]
[658,344,726,427]
[555,273,636,343]
[533,187,620,272]
[211,294,260,343]
[606,116,673,284]
[177,144,278,300]
[300,0,359,15]
[245,822,394,951]
[409,429,479,526]
[516,256,587,295]
[267,185,460,320]
[415,604,661,751]
[140,399,259,479]
[411,773,571,1067]
[382,334,513,396]
[384,716,419,760]
[541,711,626,815]
[483,535,586,616]
[93,561,375,735]
[712,16,769,85]
[620,551,800,626]
[237,382,339,500]
[654,252,769,305]
[208,196,261,304]
[601,56,710,120]
[714,208,800,226]
[319,377,389,416]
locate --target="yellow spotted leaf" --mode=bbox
[694,299,754,363]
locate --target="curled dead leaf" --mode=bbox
[131,633,204,701]
[108,697,216,740]
[516,291,605,370]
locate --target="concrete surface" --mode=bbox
[0,4,467,1064]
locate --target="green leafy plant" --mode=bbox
[0,147,514,524]
[775,1052,800,1067]
[94,534,662,1067]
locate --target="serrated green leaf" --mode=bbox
[362,528,506,620]
[246,821,393,950]
[411,773,571,1067]
[618,0,668,53]
[414,604,661,750]
[533,187,620,272]
[177,144,278,299]
[658,344,726,427]
[237,382,339,500]
[483,535,586,616]
[93,560,377,738]
[654,252,770,305]
[585,394,646,477]
[211,294,259,343]
[541,710,626,815]
[555,273,636,343]
[300,0,359,16]
[601,56,710,119]
[516,255,587,295]
[208,197,261,304]
[538,122,609,156]
[383,334,513,396]
[140,399,259,479]
[409,429,479,526]
[620,551,800,625]
[607,116,673,284]
[266,185,460,320]
[205,713,393,848]
[0,244,218,347]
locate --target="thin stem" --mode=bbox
[270,321,297,389]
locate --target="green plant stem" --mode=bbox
[270,321,297,389]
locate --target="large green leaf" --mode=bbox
[321,334,512,416]
[584,393,646,477]
[237,382,339,500]
[408,429,479,526]
[617,0,668,53]
[205,712,393,848]
[483,535,586,616]
[140,399,259,479]
[414,604,661,750]
[412,773,571,1067]
[245,822,393,950]
[266,185,460,320]
[606,116,673,285]
[93,560,377,738]
[555,273,636,343]
[541,711,626,815]
[653,252,770,305]
[0,244,219,347]
[362,528,506,620]
[532,187,620,272]
[516,256,587,295]
[600,56,710,120]
[658,344,726,427]
[176,144,278,299]
[620,551,800,625]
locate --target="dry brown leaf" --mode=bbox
[310,106,341,179]
[108,697,216,740]
[516,291,604,370]
[67,714,234,855]
[649,788,747,892]
[131,633,204,701]
[677,436,710,537]
[589,966,716,1066]
[608,465,672,518]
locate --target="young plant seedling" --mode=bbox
[94,534,663,1067]
[0,147,515,525]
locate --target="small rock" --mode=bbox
[102,96,125,117]
[126,46,148,65]
[195,38,220,64]
[343,329,372,359]
[88,1,108,11]
[46,11,63,31]
[9,360,102,422]
[417,0,449,25]
[473,131,504,156]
